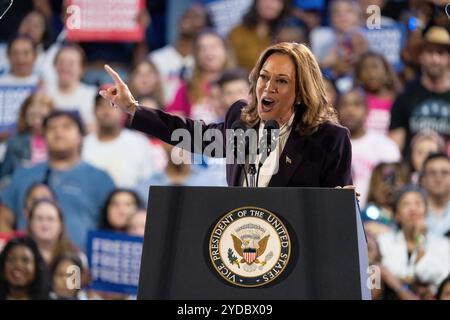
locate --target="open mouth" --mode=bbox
[261,97,275,111]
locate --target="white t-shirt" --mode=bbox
[378,231,450,288]
[82,129,155,188]
[0,73,39,86]
[149,45,194,104]
[351,131,401,207]
[47,83,97,128]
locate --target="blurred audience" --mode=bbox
[0,92,53,182]
[362,162,410,234]
[408,130,446,184]
[17,10,53,77]
[337,87,400,207]
[311,0,368,87]
[129,59,164,107]
[0,111,115,250]
[377,186,450,293]
[46,44,97,133]
[419,153,450,237]
[149,3,212,104]
[98,189,143,233]
[229,0,291,72]
[437,275,450,300]
[50,252,87,300]
[27,199,78,266]
[167,29,234,123]
[389,26,450,156]
[354,52,402,135]
[126,209,147,238]
[82,94,155,189]
[215,68,250,121]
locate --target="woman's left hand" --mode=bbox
[335,185,361,199]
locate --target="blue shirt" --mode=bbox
[136,161,227,206]
[1,161,115,250]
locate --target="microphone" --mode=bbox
[256,120,279,186]
[230,120,247,161]
[263,120,279,155]
[230,120,250,186]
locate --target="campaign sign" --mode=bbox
[66,0,145,42]
[0,85,36,133]
[87,230,143,295]
[364,23,406,71]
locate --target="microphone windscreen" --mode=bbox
[264,120,279,130]
[231,120,247,131]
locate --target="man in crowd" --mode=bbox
[389,26,450,156]
[420,152,450,236]
[0,111,115,250]
[82,94,155,189]
[338,87,400,207]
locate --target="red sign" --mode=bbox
[66,0,145,42]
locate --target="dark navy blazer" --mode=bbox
[131,100,353,187]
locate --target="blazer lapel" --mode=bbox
[268,130,306,187]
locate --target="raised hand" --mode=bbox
[99,64,138,115]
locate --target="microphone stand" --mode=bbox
[248,163,257,187]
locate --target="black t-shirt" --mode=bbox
[389,77,450,156]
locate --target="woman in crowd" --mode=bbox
[99,189,143,232]
[362,162,410,233]
[23,182,55,223]
[354,51,402,135]
[367,231,418,300]
[377,186,450,292]
[167,29,234,124]
[0,237,49,299]
[27,199,78,266]
[129,59,165,108]
[408,130,446,185]
[311,0,368,83]
[17,10,53,76]
[0,92,54,180]
[50,252,87,300]
[228,0,290,72]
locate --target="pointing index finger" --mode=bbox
[104,64,126,87]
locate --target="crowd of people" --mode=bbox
[0,0,449,300]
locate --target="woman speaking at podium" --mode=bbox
[99,42,353,188]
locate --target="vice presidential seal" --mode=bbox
[209,207,291,287]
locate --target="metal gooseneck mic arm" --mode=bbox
[230,121,250,187]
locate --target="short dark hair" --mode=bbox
[337,86,368,109]
[7,34,37,56]
[392,184,428,215]
[422,152,450,172]
[43,110,86,136]
[216,68,249,88]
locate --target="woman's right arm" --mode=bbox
[99,64,244,157]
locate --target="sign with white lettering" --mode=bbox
[87,230,143,295]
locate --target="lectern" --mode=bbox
[138,186,370,300]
